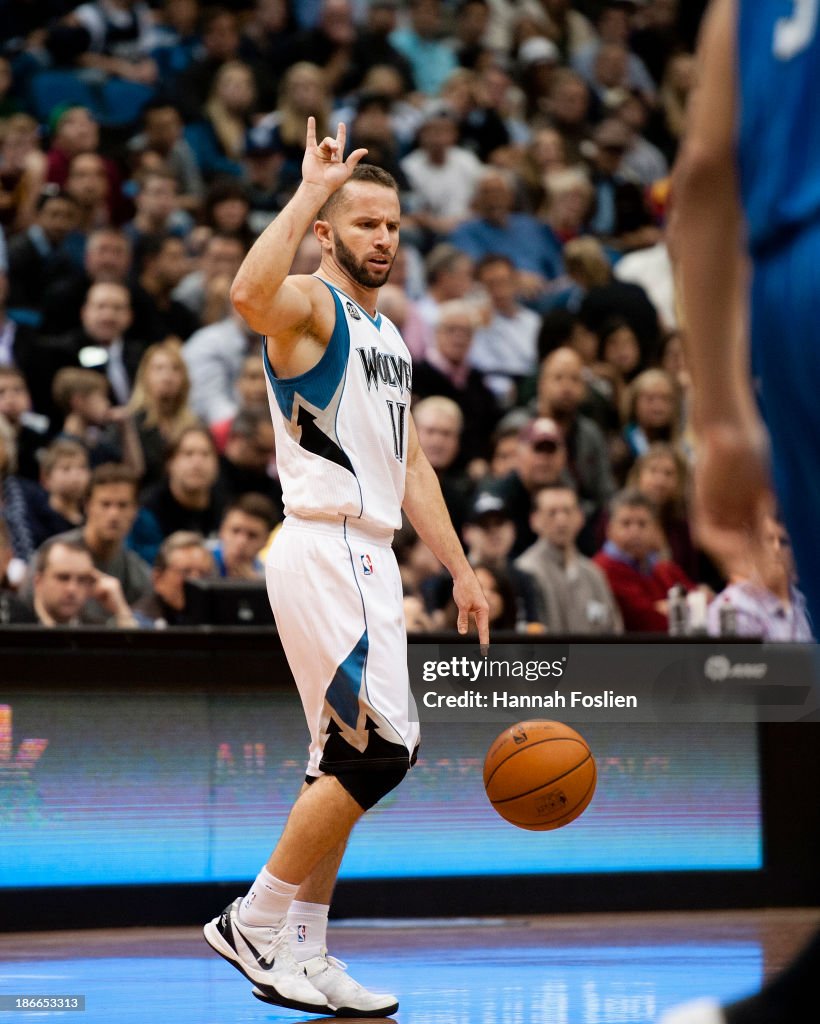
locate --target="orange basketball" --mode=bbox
[483,720,597,831]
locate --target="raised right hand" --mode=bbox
[302,116,368,198]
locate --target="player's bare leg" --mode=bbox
[267,776,363,883]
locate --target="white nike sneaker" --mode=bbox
[658,999,727,1024]
[203,899,328,1013]
[253,950,399,1018]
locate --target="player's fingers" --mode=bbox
[457,606,468,635]
[474,605,490,651]
[336,119,346,153]
[345,147,368,170]
[306,115,316,148]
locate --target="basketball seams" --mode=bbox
[499,763,597,830]
[483,736,589,790]
[489,752,592,805]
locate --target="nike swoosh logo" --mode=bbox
[242,933,276,971]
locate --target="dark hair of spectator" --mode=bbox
[222,492,279,532]
[473,562,519,630]
[228,408,267,439]
[608,487,659,520]
[165,425,219,464]
[40,438,89,478]
[475,253,516,277]
[52,368,107,413]
[89,462,140,499]
[538,309,578,362]
[35,536,90,574]
[0,365,26,384]
[36,186,80,212]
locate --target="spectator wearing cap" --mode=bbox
[593,489,696,633]
[458,491,544,627]
[401,104,485,240]
[470,254,541,407]
[412,299,500,466]
[526,0,596,61]
[516,483,622,634]
[518,35,562,124]
[390,0,459,96]
[448,169,564,304]
[536,346,616,548]
[585,118,660,252]
[483,416,574,557]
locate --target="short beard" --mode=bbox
[333,233,393,289]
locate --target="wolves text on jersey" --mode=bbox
[356,347,412,396]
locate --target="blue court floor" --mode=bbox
[1,909,817,1024]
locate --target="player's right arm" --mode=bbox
[230,118,367,349]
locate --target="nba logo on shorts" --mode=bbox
[361,553,374,576]
[297,925,307,943]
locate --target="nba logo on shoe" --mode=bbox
[297,925,306,943]
[361,554,374,576]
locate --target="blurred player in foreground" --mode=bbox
[665,0,820,1021]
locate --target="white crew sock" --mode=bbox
[287,900,330,961]
[239,867,299,927]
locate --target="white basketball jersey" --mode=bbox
[263,278,412,532]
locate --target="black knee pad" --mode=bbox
[331,763,409,811]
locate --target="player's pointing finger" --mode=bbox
[306,116,316,148]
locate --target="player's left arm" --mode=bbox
[403,415,490,647]
[670,0,772,569]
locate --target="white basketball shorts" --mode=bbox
[265,515,420,778]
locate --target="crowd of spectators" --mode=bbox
[0,0,811,639]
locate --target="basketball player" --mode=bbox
[203,118,489,1016]
[663,1,820,1021]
